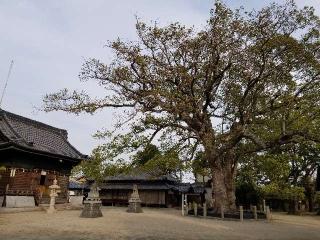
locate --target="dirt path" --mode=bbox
[0,207,319,240]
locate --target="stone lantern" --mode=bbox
[47,178,61,214]
[80,182,103,218]
[127,184,143,213]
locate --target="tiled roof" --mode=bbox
[191,183,207,194]
[0,109,86,161]
[104,168,179,182]
[167,183,192,193]
[68,170,205,194]
[105,173,177,182]
[99,182,171,190]
[69,181,89,189]
[70,180,205,194]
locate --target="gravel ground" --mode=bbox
[0,207,319,240]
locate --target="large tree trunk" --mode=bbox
[304,176,314,212]
[204,140,237,212]
[200,119,238,212]
[211,163,236,211]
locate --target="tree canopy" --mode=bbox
[132,144,160,166]
[236,141,320,211]
[44,0,320,211]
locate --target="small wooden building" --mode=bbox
[96,171,205,207]
[0,109,85,207]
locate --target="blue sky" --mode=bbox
[0,0,319,155]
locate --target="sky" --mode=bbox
[0,0,319,155]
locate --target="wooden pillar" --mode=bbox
[239,206,243,222]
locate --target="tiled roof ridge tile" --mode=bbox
[0,109,68,138]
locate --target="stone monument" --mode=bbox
[80,182,103,218]
[47,178,61,214]
[127,184,143,213]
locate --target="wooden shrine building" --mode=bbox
[96,170,206,208]
[0,109,85,207]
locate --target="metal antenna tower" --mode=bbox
[0,60,14,107]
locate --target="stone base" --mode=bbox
[5,196,35,208]
[69,196,83,206]
[127,202,143,213]
[80,201,103,218]
[46,206,56,214]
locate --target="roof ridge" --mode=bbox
[0,109,68,138]
[0,112,28,144]
[0,109,87,159]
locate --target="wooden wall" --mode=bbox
[0,168,69,204]
[56,174,69,201]
[0,169,10,195]
[100,189,167,206]
[140,190,166,205]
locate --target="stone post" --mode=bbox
[263,199,266,213]
[203,202,207,218]
[181,194,185,216]
[185,203,189,216]
[239,206,243,222]
[221,205,224,219]
[253,205,257,220]
[193,202,198,216]
[185,194,188,215]
[266,206,271,221]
